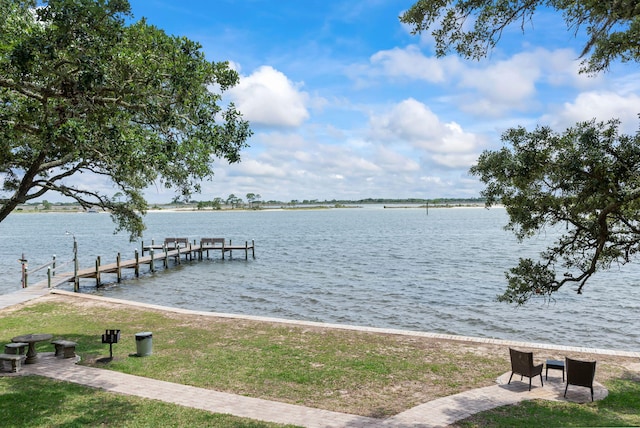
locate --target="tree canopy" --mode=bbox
[400,0,640,74]
[470,120,640,304]
[0,0,251,239]
[402,0,640,303]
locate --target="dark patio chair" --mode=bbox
[508,348,544,390]
[564,357,597,401]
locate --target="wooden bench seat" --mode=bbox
[0,353,25,372]
[199,238,226,259]
[51,340,77,358]
[164,237,189,249]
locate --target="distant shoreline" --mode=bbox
[14,202,489,214]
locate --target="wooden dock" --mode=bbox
[53,238,254,291]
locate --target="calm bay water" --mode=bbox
[1,206,638,351]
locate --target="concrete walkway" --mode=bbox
[0,287,633,427]
[0,281,52,310]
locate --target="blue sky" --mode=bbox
[120,0,639,203]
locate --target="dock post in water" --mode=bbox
[116,253,122,282]
[64,236,255,288]
[134,250,140,277]
[73,237,79,292]
[19,253,28,288]
[95,256,101,286]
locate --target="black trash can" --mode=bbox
[135,332,153,356]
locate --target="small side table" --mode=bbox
[546,359,565,381]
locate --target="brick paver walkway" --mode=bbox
[20,354,379,428]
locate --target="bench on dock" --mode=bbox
[201,237,225,247]
[0,354,25,372]
[164,237,189,249]
[200,238,225,255]
[66,236,256,289]
[51,340,77,358]
[199,238,229,259]
[199,238,255,260]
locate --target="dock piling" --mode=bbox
[64,237,255,288]
[95,256,101,286]
[116,253,122,282]
[134,250,140,277]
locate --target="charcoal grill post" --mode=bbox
[101,329,121,359]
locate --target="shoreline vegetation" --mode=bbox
[14,198,487,214]
[1,293,639,426]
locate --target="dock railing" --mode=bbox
[18,237,255,291]
[18,255,76,289]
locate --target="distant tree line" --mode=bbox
[194,193,262,210]
[277,197,486,206]
[190,196,486,207]
[27,196,485,210]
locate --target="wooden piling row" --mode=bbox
[64,238,255,290]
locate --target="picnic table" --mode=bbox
[12,333,53,364]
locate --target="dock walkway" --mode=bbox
[46,238,255,290]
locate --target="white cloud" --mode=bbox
[457,48,590,116]
[364,45,600,119]
[369,45,458,83]
[432,153,481,169]
[257,131,307,150]
[460,54,540,107]
[227,66,310,127]
[542,91,640,133]
[229,158,288,178]
[369,98,482,156]
[374,146,421,172]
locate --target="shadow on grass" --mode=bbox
[457,378,640,428]
[47,331,133,363]
[0,376,300,428]
[0,376,141,427]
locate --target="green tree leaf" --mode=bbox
[0,0,251,239]
[470,120,640,304]
[400,0,640,74]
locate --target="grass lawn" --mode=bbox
[456,378,640,427]
[1,293,638,426]
[0,376,298,427]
